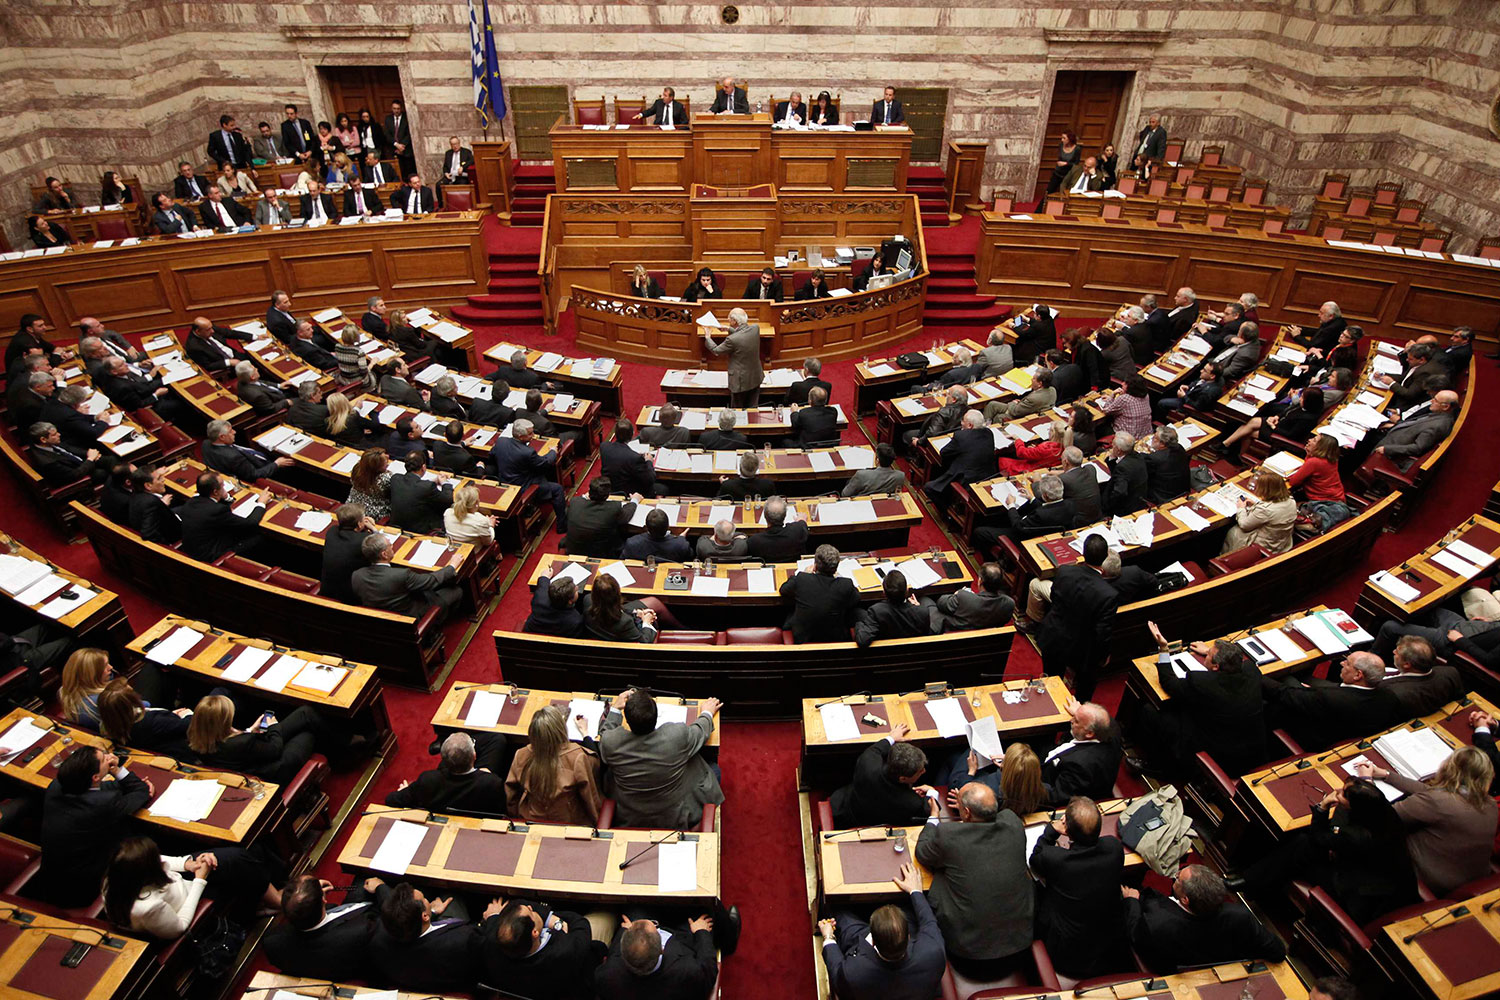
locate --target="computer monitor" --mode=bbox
[896,248,913,271]
[866,272,896,291]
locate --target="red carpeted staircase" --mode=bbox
[910,165,950,228]
[451,248,544,326]
[922,249,1012,328]
[510,162,554,227]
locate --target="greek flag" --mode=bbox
[469,0,506,125]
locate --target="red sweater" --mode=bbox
[1286,455,1344,502]
[998,440,1062,476]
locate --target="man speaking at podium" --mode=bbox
[710,76,749,114]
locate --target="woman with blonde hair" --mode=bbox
[999,743,1044,817]
[325,152,354,185]
[1357,746,1497,896]
[385,307,436,359]
[505,705,604,824]
[333,326,373,390]
[323,391,372,446]
[1220,470,1297,555]
[187,693,325,785]
[443,484,496,544]
[59,648,114,729]
[347,448,392,520]
[629,264,663,299]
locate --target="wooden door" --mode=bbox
[322,66,404,122]
[1034,71,1130,199]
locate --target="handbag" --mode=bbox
[895,352,929,371]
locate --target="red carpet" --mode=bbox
[1,214,1494,997]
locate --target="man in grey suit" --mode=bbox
[914,782,1032,967]
[1372,389,1457,470]
[976,329,1015,379]
[1207,321,1261,381]
[351,533,462,622]
[841,443,907,497]
[234,361,292,416]
[598,688,725,829]
[702,307,763,407]
[76,317,140,364]
[930,562,1016,633]
[1057,446,1103,521]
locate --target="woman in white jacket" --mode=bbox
[103,837,282,938]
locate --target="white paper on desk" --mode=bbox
[1372,354,1403,376]
[553,561,593,587]
[146,626,205,665]
[1006,421,1036,443]
[1340,755,1402,801]
[254,654,305,693]
[376,404,405,426]
[411,412,438,433]
[1225,396,1258,416]
[658,840,698,893]
[922,698,968,738]
[839,447,877,469]
[220,645,274,682]
[1291,614,1348,654]
[1447,538,1494,569]
[258,425,297,450]
[835,558,861,581]
[409,540,447,568]
[1242,384,1276,403]
[1169,652,1206,680]
[654,448,685,471]
[965,716,1004,766]
[654,703,689,729]
[801,450,836,474]
[370,819,431,876]
[465,689,507,727]
[39,586,95,619]
[867,363,898,377]
[1368,570,1420,604]
[469,428,497,449]
[0,718,49,761]
[0,556,51,596]
[148,778,225,823]
[1259,628,1306,663]
[331,451,361,475]
[990,481,1027,508]
[1023,823,1048,869]
[894,558,942,590]
[293,510,333,533]
[312,307,343,323]
[291,662,346,694]
[1262,451,1303,479]
[1144,365,1175,382]
[1159,560,1196,583]
[98,424,133,445]
[567,699,607,740]
[13,572,69,607]
[405,308,436,326]
[1432,548,1484,579]
[689,452,713,474]
[711,451,738,474]
[681,410,709,432]
[818,702,861,742]
[743,567,776,593]
[594,562,634,589]
[1196,490,1239,518]
[1374,727,1453,780]
[690,575,730,597]
[230,494,265,519]
[895,397,925,416]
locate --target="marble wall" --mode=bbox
[3,2,1497,252]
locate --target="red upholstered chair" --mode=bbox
[1101,201,1124,221]
[95,217,131,240]
[655,630,720,645]
[1208,184,1230,202]
[265,568,320,594]
[791,270,813,295]
[1175,166,1195,185]
[572,98,606,126]
[851,257,875,280]
[1371,230,1397,246]
[1241,179,1267,206]
[1116,176,1137,195]
[724,626,786,644]
[1155,207,1178,225]
[992,192,1014,214]
[1345,192,1372,217]
[597,799,716,832]
[0,835,40,891]
[614,96,646,124]
[1373,181,1401,207]
[1321,223,1345,241]
[1044,198,1064,217]
[1148,178,1169,198]
[957,941,1064,998]
[278,170,302,189]
[1164,139,1185,163]
[648,269,668,291]
[1185,182,1206,200]
[1262,218,1285,236]
[1206,211,1229,229]
[1200,145,1224,166]
[1320,172,1349,200]
[213,552,274,581]
[1207,543,1270,577]
[1418,234,1449,253]
[1394,199,1424,224]
[441,185,475,210]
[1477,237,1500,259]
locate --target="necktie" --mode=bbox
[55,445,82,466]
[223,132,234,158]
[217,203,232,227]
[235,444,269,462]
[210,338,232,358]
[884,102,890,124]
[664,105,672,127]
[268,137,278,157]
[190,178,201,197]
[293,123,305,151]
[356,192,365,213]
[312,198,324,221]
[374,165,384,184]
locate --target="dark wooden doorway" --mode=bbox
[1034,71,1131,200]
[322,66,405,123]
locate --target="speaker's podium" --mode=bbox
[690,181,778,260]
[692,113,775,187]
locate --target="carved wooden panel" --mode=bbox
[55,271,172,324]
[1283,269,1392,321]
[174,259,275,311]
[1084,250,1177,296]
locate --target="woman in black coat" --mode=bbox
[584,576,658,644]
[97,678,194,761]
[29,215,73,249]
[682,267,722,303]
[1098,144,1120,190]
[1046,132,1081,194]
[187,693,324,785]
[795,268,832,300]
[629,265,663,299]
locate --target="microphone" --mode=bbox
[814,691,871,709]
[619,829,683,870]
[821,825,896,842]
[1075,975,1167,996]
[1403,904,1470,944]
[1249,756,1312,787]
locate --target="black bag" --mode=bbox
[1262,358,1295,378]
[1153,571,1190,594]
[896,352,929,370]
[192,916,247,979]
[1188,466,1216,492]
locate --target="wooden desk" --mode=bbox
[0,901,150,1000]
[16,204,140,243]
[338,806,720,903]
[876,371,1033,444]
[0,213,489,352]
[853,339,987,414]
[0,534,132,657]
[480,341,624,416]
[1238,693,1499,833]
[1354,515,1500,627]
[618,493,921,549]
[431,682,720,749]
[1378,887,1500,1000]
[311,305,480,374]
[636,403,848,441]
[224,320,337,396]
[1055,189,1290,229]
[243,971,465,1000]
[139,330,252,425]
[953,963,1309,1000]
[50,370,161,463]
[348,395,571,466]
[661,365,805,405]
[0,707,277,843]
[975,213,1500,348]
[652,444,877,495]
[818,797,1144,900]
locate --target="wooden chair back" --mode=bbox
[571,98,606,126]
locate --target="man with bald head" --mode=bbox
[595,910,719,999]
[184,315,248,373]
[1041,698,1122,805]
[709,76,749,114]
[76,316,139,364]
[915,780,1032,968]
[1263,650,1403,750]
[1031,796,1128,978]
[1133,113,1167,171]
[1371,388,1458,470]
[923,409,997,501]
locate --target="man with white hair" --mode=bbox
[1102,431,1148,514]
[976,328,1014,379]
[934,346,983,388]
[233,360,291,415]
[492,418,568,532]
[384,732,507,812]
[1293,300,1346,352]
[696,518,747,559]
[1117,304,1154,361]
[699,408,751,450]
[1263,650,1402,750]
[703,307,763,406]
[97,354,183,421]
[1041,697,1122,805]
[710,75,749,114]
[973,473,1076,553]
[1144,424,1189,503]
[923,409,997,501]
[201,418,294,480]
[1057,445,1102,521]
[639,402,692,448]
[903,384,966,449]
[1151,286,1199,352]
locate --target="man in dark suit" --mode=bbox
[172,161,210,201]
[185,316,248,374]
[1102,432,1149,514]
[489,349,545,389]
[234,362,290,416]
[342,175,383,217]
[854,569,938,648]
[637,87,688,127]
[785,357,832,406]
[1292,301,1347,352]
[393,174,435,215]
[385,732,507,813]
[38,746,153,906]
[974,476,1075,553]
[871,86,905,125]
[206,114,253,168]
[742,267,784,301]
[436,136,475,203]
[286,382,328,431]
[1036,534,1118,701]
[596,911,719,1000]
[265,874,382,981]
[478,898,599,1000]
[1057,447,1102,521]
[38,386,106,450]
[265,290,301,344]
[27,422,101,485]
[1124,865,1285,973]
[384,100,416,178]
[1031,797,1128,978]
[290,321,337,369]
[362,150,396,186]
[745,496,809,562]
[352,533,463,621]
[369,882,482,993]
[1264,651,1403,751]
[1140,622,1266,777]
[1382,346,1448,411]
[564,477,638,558]
[126,467,182,545]
[198,186,249,230]
[431,421,482,476]
[1438,326,1474,373]
[828,724,932,828]
[819,862,946,1000]
[378,359,430,408]
[7,313,70,368]
[1370,389,1458,471]
[1143,424,1190,503]
[915,782,1032,964]
[699,408,752,450]
[202,419,293,482]
[321,504,376,604]
[1371,635,1464,716]
[280,104,316,164]
[492,419,567,532]
[179,471,269,561]
[388,450,455,535]
[1207,321,1262,381]
[773,93,808,126]
[1059,156,1105,194]
[1132,114,1167,170]
[709,76,749,114]
[716,451,776,500]
[98,354,173,414]
[923,410,996,501]
[620,509,693,562]
[1042,348,1088,403]
[1041,700,1122,805]
[9,367,55,430]
[638,404,692,448]
[299,180,336,223]
[779,543,860,643]
[522,575,589,638]
[150,193,199,234]
[930,562,1015,633]
[601,418,664,497]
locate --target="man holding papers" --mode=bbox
[352,533,462,623]
[828,722,935,828]
[702,307,763,407]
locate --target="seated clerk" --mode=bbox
[522,574,589,639]
[265,873,383,982]
[187,692,326,785]
[742,266,784,301]
[716,450,776,500]
[621,508,694,562]
[682,267,722,303]
[745,495,809,562]
[1124,865,1286,973]
[779,543,860,643]
[699,407,752,450]
[853,569,938,648]
[795,268,833,300]
[818,862,946,1000]
[385,732,508,814]
[774,92,808,126]
[828,723,936,828]
[504,705,605,826]
[853,251,892,292]
[636,86,688,127]
[369,882,484,993]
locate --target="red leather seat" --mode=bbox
[442,186,474,210]
[278,171,302,189]
[957,941,1062,998]
[1208,543,1270,577]
[791,270,813,295]
[724,626,784,644]
[597,799,716,832]
[265,568,319,594]
[815,798,834,834]
[648,270,669,293]
[655,630,719,645]
[95,218,131,240]
[213,552,274,581]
